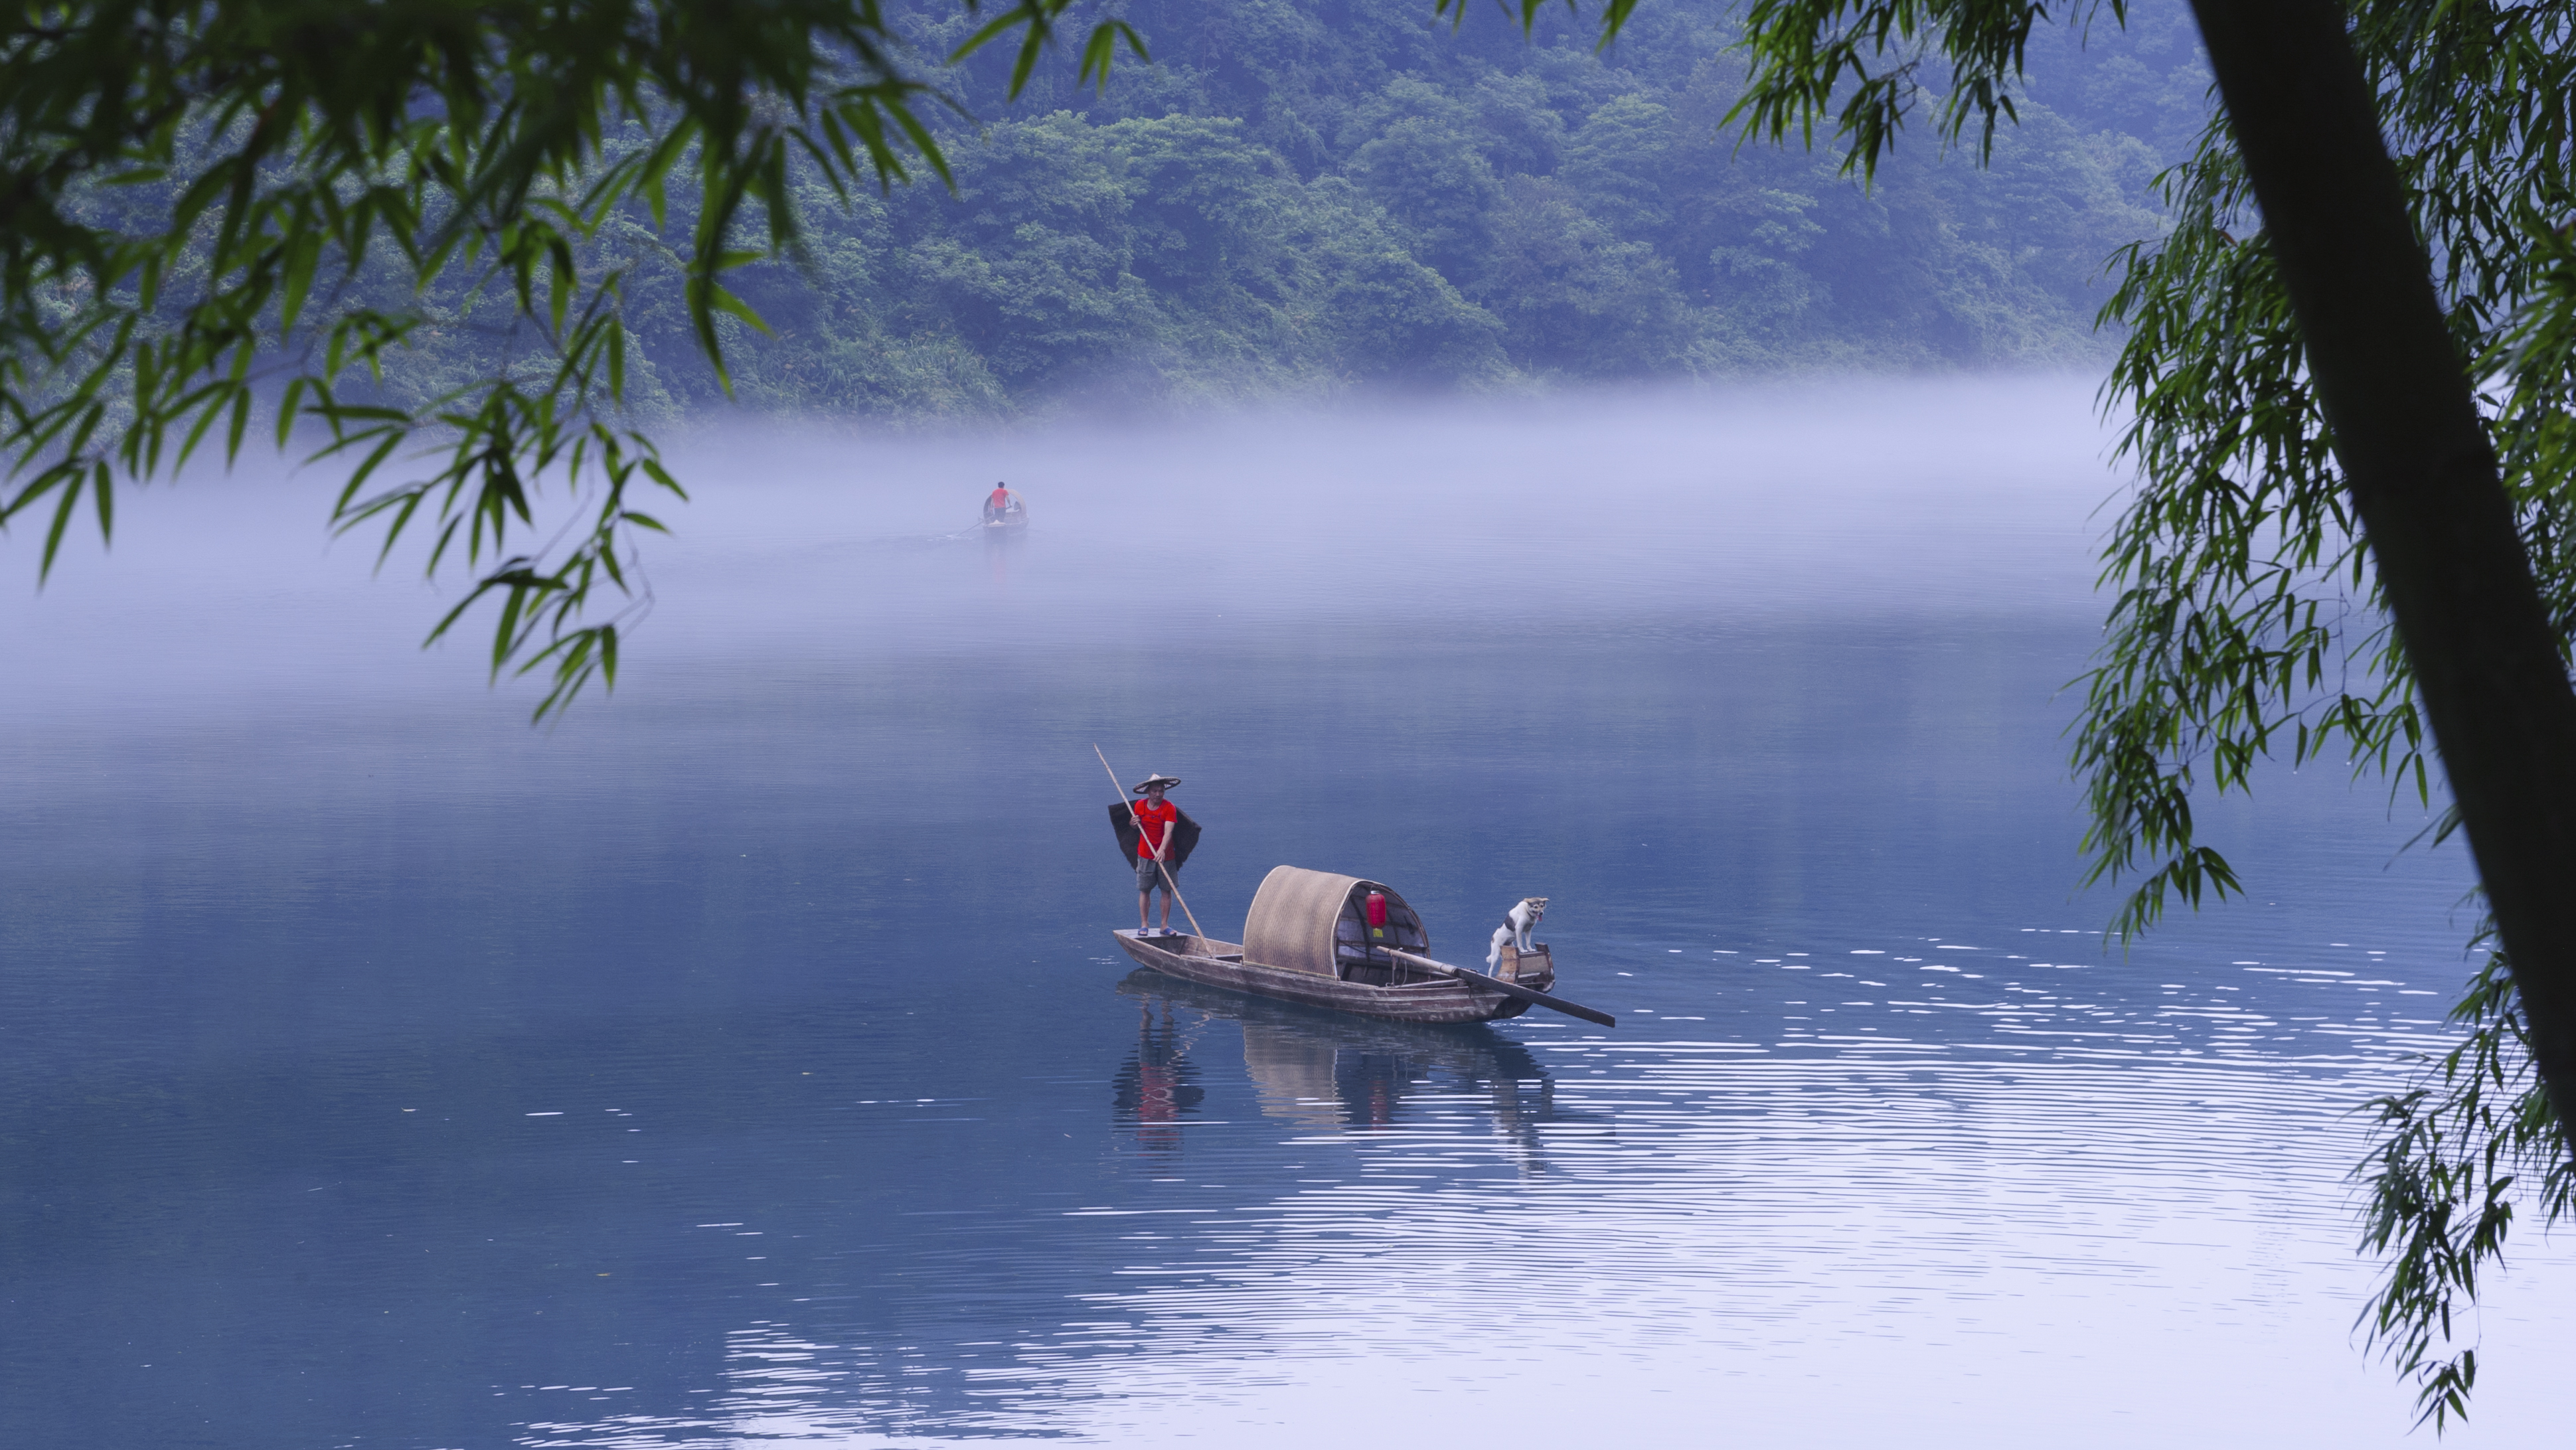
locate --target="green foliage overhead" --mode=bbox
[2088,0,2576,1423]
[4,0,2207,719]
[0,0,1135,718]
[1733,0,2575,1430]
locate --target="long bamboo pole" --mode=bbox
[1095,744,1206,941]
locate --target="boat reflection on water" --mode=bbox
[1111,996,1208,1153]
[981,513,1023,584]
[1115,970,1565,1171]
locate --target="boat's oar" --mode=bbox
[1384,949,1617,1028]
[1093,744,1208,941]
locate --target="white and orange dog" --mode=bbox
[1485,896,1548,971]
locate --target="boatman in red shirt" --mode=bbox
[983,482,1022,523]
[1111,773,1200,936]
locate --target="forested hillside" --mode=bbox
[388,0,2217,417]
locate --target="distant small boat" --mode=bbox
[1113,864,1609,1026]
[981,502,1028,534]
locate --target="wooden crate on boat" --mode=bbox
[1496,941,1551,985]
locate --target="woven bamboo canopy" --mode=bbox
[1243,864,1429,977]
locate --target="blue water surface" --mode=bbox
[4,381,2567,1448]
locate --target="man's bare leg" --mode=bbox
[1139,890,1152,933]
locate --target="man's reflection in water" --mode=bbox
[983,521,1022,584]
[1117,972,1560,1174]
[1113,1001,1205,1152]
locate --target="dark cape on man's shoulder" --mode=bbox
[1108,803,1201,868]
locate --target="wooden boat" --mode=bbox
[1112,864,1593,1026]
[981,503,1028,534]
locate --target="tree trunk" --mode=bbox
[2179,0,2576,1139]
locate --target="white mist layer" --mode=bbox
[4,374,2124,719]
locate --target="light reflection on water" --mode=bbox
[3,380,2571,1448]
[510,1041,2508,1449]
[493,889,2561,1449]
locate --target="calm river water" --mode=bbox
[4,378,2569,1447]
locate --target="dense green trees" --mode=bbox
[552,0,2209,414]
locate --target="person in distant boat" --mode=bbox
[983,482,1022,524]
[1111,773,1200,935]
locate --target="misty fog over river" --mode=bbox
[4,376,2571,1447]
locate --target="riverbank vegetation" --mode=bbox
[684,0,2208,413]
[507,0,2215,414]
[312,0,2216,420]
